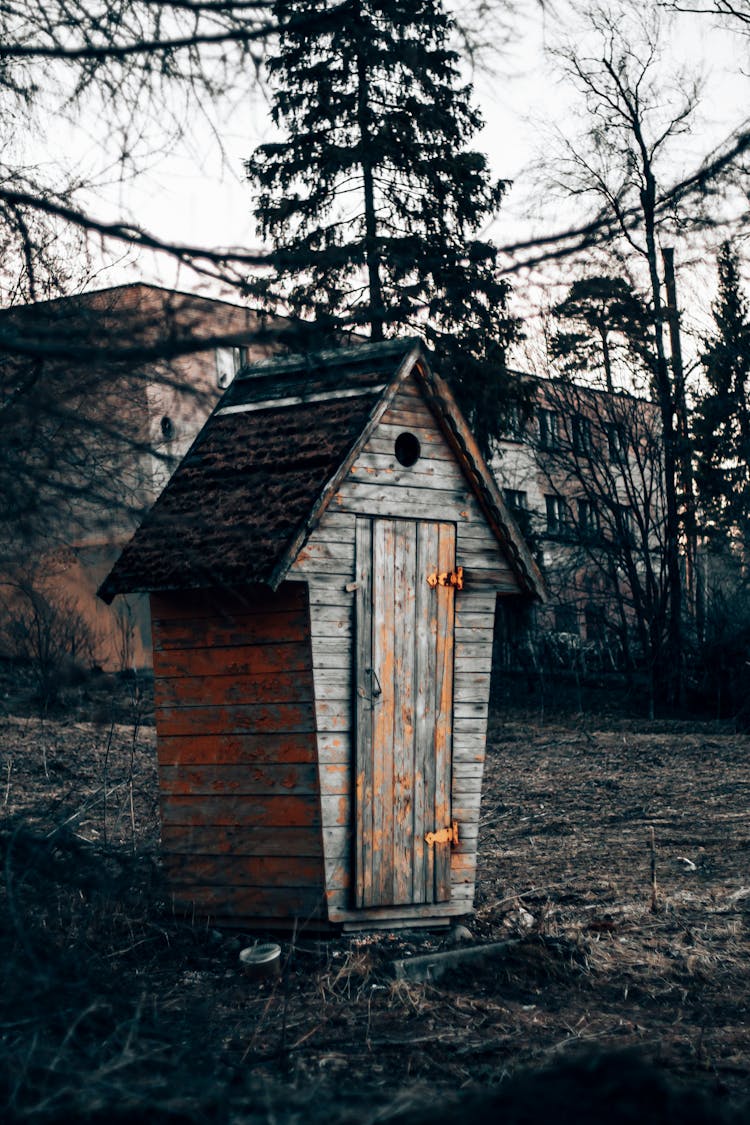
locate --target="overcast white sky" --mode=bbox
[64,0,749,350]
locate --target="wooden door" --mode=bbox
[354,518,456,908]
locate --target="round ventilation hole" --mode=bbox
[395,431,421,467]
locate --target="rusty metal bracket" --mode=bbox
[426,566,463,590]
[425,820,459,847]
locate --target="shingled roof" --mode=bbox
[99,339,543,603]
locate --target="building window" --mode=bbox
[617,504,635,545]
[585,603,606,643]
[545,494,568,536]
[577,498,599,539]
[215,345,248,389]
[503,488,528,512]
[538,409,559,450]
[554,604,579,635]
[504,489,532,537]
[160,415,174,441]
[501,404,524,440]
[606,422,626,461]
[572,414,592,455]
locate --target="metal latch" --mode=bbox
[426,566,463,590]
[425,821,459,847]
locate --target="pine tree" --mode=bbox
[549,276,653,393]
[245,0,524,453]
[693,242,750,549]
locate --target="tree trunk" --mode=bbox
[640,171,683,704]
[355,44,384,341]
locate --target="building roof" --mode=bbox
[0,282,274,362]
[98,339,544,603]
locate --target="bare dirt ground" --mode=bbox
[1,683,750,1122]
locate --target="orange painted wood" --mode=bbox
[163,853,327,888]
[156,733,317,767]
[151,583,306,621]
[158,763,319,796]
[154,671,313,710]
[153,641,311,679]
[153,613,308,652]
[160,794,320,828]
[154,702,316,737]
[161,825,323,856]
[355,518,456,911]
[433,522,455,901]
[168,884,326,920]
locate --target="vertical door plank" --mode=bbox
[434,522,456,901]
[392,522,417,904]
[354,518,374,908]
[372,519,396,906]
[415,521,438,903]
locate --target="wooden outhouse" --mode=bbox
[100,339,544,931]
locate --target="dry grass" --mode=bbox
[1,705,750,1121]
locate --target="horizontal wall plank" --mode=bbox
[151,584,305,622]
[159,763,319,797]
[154,672,313,710]
[315,700,350,733]
[161,825,323,856]
[294,540,355,569]
[153,610,307,652]
[321,793,351,827]
[317,732,351,764]
[452,777,483,797]
[153,642,311,680]
[155,701,316,737]
[156,733,317,767]
[163,853,328,888]
[365,433,454,461]
[168,884,326,920]
[347,457,465,491]
[453,762,484,779]
[319,762,348,794]
[160,794,320,828]
[323,826,351,862]
[455,702,489,721]
[307,587,356,609]
[334,481,474,520]
[450,854,477,883]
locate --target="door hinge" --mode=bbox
[426,566,463,590]
[425,820,459,847]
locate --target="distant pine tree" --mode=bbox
[549,276,653,393]
[693,242,750,548]
[246,0,525,453]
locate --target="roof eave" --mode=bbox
[267,340,424,590]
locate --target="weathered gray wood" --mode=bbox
[372,517,396,906]
[390,941,519,983]
[316,731,351,764]
[413,521,433,904]
[434,522,455,901]
[348,454,470,490]
[294,539,355,571]
[354,517,373,909]
[452,762,484,779]
[329,889,473,924]
[393,521,417,905]
[366,432,454,461]
[315,699,351,733]
[335,481,473,519]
